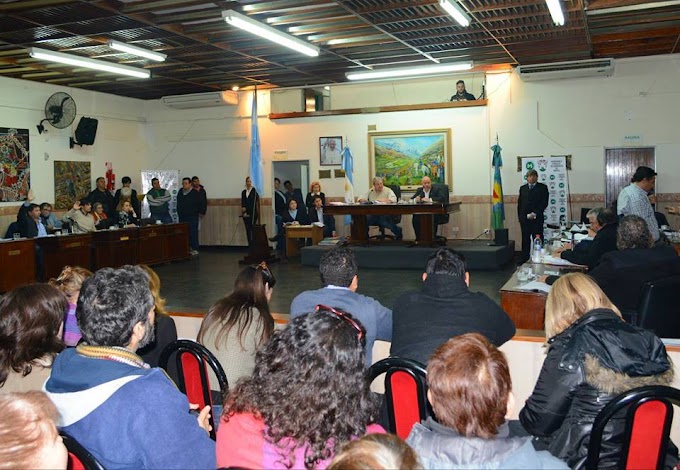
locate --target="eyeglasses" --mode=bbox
[315,304,364,342]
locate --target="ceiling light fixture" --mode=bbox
[107,40,167,62]
[28,47,151,79]
[546,0,565,26]
[439,0,471,27]
[346,62,474,81]
[586,0,680,15]
[222,10,320,57]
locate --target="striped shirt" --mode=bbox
[617,183,659,241]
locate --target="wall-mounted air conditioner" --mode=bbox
[517,58,614,82]
[161,91,239,109]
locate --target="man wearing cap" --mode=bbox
[64,199,96,233]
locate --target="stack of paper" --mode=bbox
[516,281,552,293]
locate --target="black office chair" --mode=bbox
[4,221,19,239]
[580,207,592,224]
[369,184,402,240]
[60,431,106,470]
[631,274,680,338]
[159,339,228,440]
[432,183,450,243]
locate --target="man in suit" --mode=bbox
[273,178,287,216]
[411,176,447,241]
[308,195,336,238]
[553,207,618,269]
[517,169,549,263]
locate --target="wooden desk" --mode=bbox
[500,262,587,330]
[36,234,92,280]
[285,224,323,257]
[92,228,139,269]
[138,225,167,265]
[0,238,35,292]
[325,201,461,243]
[165,223,190,261]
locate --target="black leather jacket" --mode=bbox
[519,309,676,468]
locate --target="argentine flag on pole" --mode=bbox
[249,87,263,196]
[341,141,354,226]
[491,137,505,230]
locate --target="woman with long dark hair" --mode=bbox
[216,307,384,469]
[197,262,276,387]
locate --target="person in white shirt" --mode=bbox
[617,166,659,242]
[357,177,402,240]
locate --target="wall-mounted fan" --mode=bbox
[37,92,76,134]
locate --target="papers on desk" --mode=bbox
[570,223,589,232]
[561,233,592,243]
[541,255,584,267]
[328,201,347,206]
[516,280,552,293]
[312,222,324,227]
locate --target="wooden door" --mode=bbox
[604,148,655,209]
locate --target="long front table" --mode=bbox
[500,261,587,330]
[1,223,190,290]
[325,201,461,243]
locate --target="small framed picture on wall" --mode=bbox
[319,136,343,166]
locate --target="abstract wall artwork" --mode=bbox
[0,127,30,202]
[54,161,91,209]
[368,128,452,191]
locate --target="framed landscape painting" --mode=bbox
[368,128,452,191]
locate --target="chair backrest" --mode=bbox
[60,431,106,470]
[367,357,429,439]
[585,385,680,470]
[4,221,19,239]
[636,274,680,338]
[432,184,450,225]
[159,339,229,440]
[388,185,402,223]
[581,207,592,224]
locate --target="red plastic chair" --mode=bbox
[367,357,430,439]
[60,431,105,470]
[159,339,228,440]
[586,385,680,470]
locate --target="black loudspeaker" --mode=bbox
[494,228,509,246]
[70,117,98,148]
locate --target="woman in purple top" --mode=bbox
[48,266,92,347]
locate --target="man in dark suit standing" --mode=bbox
[518,169,549,263]
[308,195,336,238]
[411,176,447,241]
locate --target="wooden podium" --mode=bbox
[240,224,279,265]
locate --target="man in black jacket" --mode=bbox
[518,169,549,263]
[411,176,447,241]
[308,195,336,238]
[391,248,516,365]
[88,177,115,218]
[555,207,618,269]
[177,177,202,255]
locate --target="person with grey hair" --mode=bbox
[517,169,549,263]
[617,166,659,242]
[544,215,680,317]
[553,207,618,269]
[357,176,402,240]
[45,266,215,469]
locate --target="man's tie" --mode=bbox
[529,184,534,190]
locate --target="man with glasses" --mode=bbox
[290,247,392,366]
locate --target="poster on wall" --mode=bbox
[54,161,92,209]
[140,170,180,222]
[0,127,30,202]
[521,156,569,225]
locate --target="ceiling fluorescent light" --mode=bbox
[586,0,680,15]
[107,40,167,62]
[28,47,151,79]
[439,0,471,27]
[546,0,565,26]
[222,10,320,57]
[346,62,473,81]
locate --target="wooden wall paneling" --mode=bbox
[605,147,655,209]
[0,239,35,292]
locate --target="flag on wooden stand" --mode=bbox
[491,138,505,230]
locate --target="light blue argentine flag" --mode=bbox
[341,143,354,226]
[249,88,263,195]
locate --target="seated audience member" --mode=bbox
[197,263,275,388]
[329,434,421,470]
[450,79,476,101]
[136,265,178,368]
[91,201,109,229]
[282,198,309,225]
[216,308,384,469]
[357,177,402,240]
[308,195,336,238]
[45,266,215,469]
[113,176,140,216]
[63,199,95,233]
[519,273,676,468]
[290,247,392,366]
[407,333,567,469]
[543,215,680,315]
[554,207,618,269]
[115,198,139,227]
[391,248,515,364]
[0,284,66,391]
[0,391,67,470]
[305,181,326,210]
[48,266,92,347]
[39,202,62,232]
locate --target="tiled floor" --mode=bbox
[154,247,516,315]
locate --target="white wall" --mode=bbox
[0,76,147,209]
